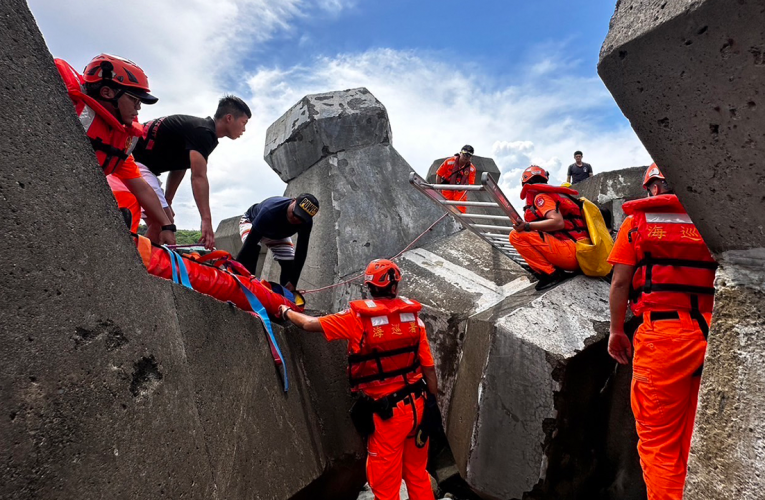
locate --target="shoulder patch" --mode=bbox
[536,197,546,207]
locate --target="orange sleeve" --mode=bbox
[112,155,142,181]
[415,318,435,367]
[436,159,452,179]
[318,309,362,342]
[607,216,638,266]
[534,193,558,218]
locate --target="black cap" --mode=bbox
[460,145,475,155]
[293,193,319,223]
[124,88,159,105]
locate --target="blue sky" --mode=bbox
[28,0,649,230]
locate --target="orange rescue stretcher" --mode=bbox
[134,235,304,391]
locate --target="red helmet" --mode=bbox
[642,163,666,189]
[364,259,401,288]
[82,54,158,104]
[521,165,549,185]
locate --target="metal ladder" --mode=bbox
[409,171,531,271]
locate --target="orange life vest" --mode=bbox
[54,59,143,175]
[622,194,717,316]
[520,184,589,241]
[440,156,476,185]
[347,297,424,394]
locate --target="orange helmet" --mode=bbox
[83,54,158,104]
[364,259,401,288]
[521,165,549,185]
[642,163,666,189]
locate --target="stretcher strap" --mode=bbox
[233,275,289,392]
[163,246,193,289]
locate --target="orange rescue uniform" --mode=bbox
[509,193,587,275]
[609,214,711,500]
[436,156,476,213]
[319,304,436,500]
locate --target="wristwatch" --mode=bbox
[524,222,531,232]
[161,224,177,233]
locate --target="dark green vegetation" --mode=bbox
[137,225,202,245]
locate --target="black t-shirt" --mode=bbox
[133,115,219,175]
[567,162,593,184]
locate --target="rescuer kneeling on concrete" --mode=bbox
[509,165,590,291]
[278,259,439,500]
[607,164,716,500]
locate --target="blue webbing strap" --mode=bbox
[162,246,193,290]
[233,276,289,392]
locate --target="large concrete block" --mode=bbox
[684,252,765,500]
[263,141,460,312]
[0,3,337,498]
[449,277,633,500]
[598,0,765,253]
[0,3,214,497]
[573,166,646,229]
[171,288,324,500]
[425,155,501,184]
[264,88,393,182]
[599,1,765,498]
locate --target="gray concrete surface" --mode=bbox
[0,3,330,498]
[264,88,393,182]
[599,0,765,253]
[573,166,646,229]
[599,1,765,499]
[214,215,268,277]
[425,155,501,184]
[261,96,460,310]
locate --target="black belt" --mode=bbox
[637,311,710,339]
[369,381,426,418]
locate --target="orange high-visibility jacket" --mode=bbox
[622,194,717,315]
[55,59,143,175]
[521,184,588,241]
[347,298,424,393]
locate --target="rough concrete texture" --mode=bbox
[425,155,501,184]
[598,0,765,253]
[599,1,765,499]
[264,88,393,182]
[573,166,646,229]
[684,253,765,500]
[214,215,244,256]
[261,131,460,311]
[0,3,329,498]
[453,277,631,500]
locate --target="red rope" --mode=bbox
[302,213,449,295]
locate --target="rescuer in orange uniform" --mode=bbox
[607,164,716,500]
[509,165,589,290]
[54,54,176,244]
[278,259,438,500]
[436,145,477,213]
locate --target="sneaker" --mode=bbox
[534,270,567,291]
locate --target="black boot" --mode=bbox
[534,269,567,291]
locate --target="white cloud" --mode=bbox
[28,1,650,231]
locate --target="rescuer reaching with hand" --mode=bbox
[278,259,438,500]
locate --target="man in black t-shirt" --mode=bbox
[566,150,594,185]
[132,95,251,249]
[237,194,320,291]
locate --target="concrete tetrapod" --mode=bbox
[599,1,765,499]
[0,2,333,498]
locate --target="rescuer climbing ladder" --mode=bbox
[409,172,530,271]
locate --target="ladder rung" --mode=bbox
[483,232,514,238]
[470,224,514,232]
[441,200,499,207]
[461,214,513,221]
[422,184,485,191]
